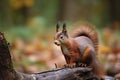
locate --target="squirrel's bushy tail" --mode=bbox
[71,22,98,53]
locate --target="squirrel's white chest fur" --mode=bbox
[61,45,70,56]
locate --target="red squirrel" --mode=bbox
[54,22,104,79]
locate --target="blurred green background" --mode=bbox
[0,0,120,77]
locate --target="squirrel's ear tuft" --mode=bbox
[62,23,68,37]
[56,22,60,32]
[62,23,67,33]
[63,23,66,31]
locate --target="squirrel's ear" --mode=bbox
[62,23,67,33]
[63,23,68,37]
[56,22,60,32]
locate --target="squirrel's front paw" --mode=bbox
[63,63,75,68]
[77,63,86,67]
[63,64,70,68]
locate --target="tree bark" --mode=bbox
[0,32,115,80]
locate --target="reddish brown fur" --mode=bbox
[54,23,104,79]
[71,23,98,54]
[82,45,91,60]
[60,39,79,64]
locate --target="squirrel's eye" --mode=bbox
[60,36,63,39]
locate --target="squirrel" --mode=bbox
[54,22,104,79]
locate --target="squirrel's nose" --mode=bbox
[54,41,57,45]
[54,40,60,46]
